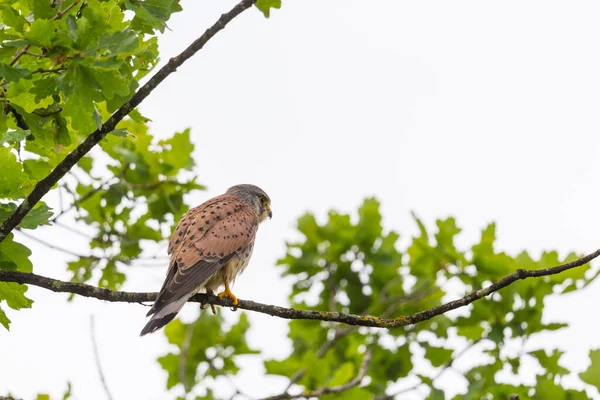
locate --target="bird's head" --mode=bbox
[227,184,272,222]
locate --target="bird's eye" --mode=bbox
[261,196,268,205]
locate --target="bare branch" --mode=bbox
[178,320,196,394]
[16,229,166,268]
[0,0,258,243]
[90,315,114,400]
[16,229,96,260]
[0,249,598,330]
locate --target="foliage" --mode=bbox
[158,312,258,398]
[2,1,600,400]
[263,199,600,399]
[0,0,192,328]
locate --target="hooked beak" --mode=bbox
[268,207,273,219]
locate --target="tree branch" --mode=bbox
[0,0,258,244]
[3,104,30,131]
[15,229,166,268]
[0,249,598,329]
[377,338,482,399]
[179,319,197,395]
[90,315,114,400]
[277,285,437,397]
[268,348,373,400]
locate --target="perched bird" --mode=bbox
[140,184,272,336]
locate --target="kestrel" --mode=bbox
[140,184,272,336]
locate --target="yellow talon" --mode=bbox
[217,283,238,311]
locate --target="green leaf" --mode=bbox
[96,28,140,55]
[255,0,281,18]
[24,19,55,47]
[21,203,54,229]
[323,388,374,400]
[429,387,445,400]
[31,0,56,19]
[23,159,52,181]
[110,128,130,137]
[327,362,354,386]
[126,0,182,34]
[580,349,600,392]
[92,106,103,129]
[0,148,35,198]
[92,68,132,100]
[1,129,30,145]
[78,156,94,174]
[159,128,194,173]
[0,282,33,310]
[0,233,33,273]
[99,260,125,290]
[67,257,98,284]
[0,203,53,230]
[64,383,73,399]
[7,78,54,113]
[456,323,485,341]
[0,5,27,31]
[0,62,31,82]
[0,306,10,330]
[423,343,453,368]
[66,15,78,41]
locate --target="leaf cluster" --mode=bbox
[265,198,600,399]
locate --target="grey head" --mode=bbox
[227,184,272,222]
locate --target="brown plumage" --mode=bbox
[140,184,271,336]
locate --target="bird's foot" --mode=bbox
[200,289,217,314]
[217,285,239,311]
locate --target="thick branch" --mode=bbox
[0,0,257,243]
[0,249,598,328]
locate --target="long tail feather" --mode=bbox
[140,295,188,336]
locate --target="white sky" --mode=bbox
[2,0,600,399]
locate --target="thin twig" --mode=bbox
[0,0,258,243]
[90,315,115,400]
[268,348,372,400]
[278,285,437,395]
[32,67,67,74]
[53,220,94,239]
[24,51,45,58]
[178,321,196,394]
[8,47,29,67]
[52,0,80,20]
[378,339,482,399]
[16,229,97,260]
[50,179,115,223]
[1,249,598,329]
[2,0,77,74]
[16,228,168,268]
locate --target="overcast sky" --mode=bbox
[3,1,600,399]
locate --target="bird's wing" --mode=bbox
[167,196,224,256]
[148,195,258,315]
